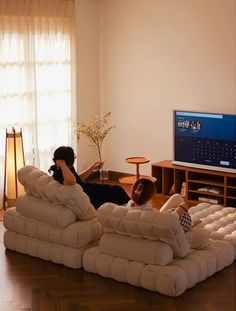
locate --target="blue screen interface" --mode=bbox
[174,111,236,169]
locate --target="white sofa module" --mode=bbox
[83,203,235,297]
[3,165,103,269]
[189,202,236,258]
[3,166,236,295]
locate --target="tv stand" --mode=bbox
[152,160,236,207]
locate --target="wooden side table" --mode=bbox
[119,156,157,185]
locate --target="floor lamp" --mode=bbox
[2,127,25,210]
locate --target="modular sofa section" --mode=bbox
[83,240,234,297]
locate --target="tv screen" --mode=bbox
[173,110,236,173]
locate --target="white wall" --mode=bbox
[76,0,236,175]
[75,0,101,171]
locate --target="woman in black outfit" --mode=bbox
[48,146,130,209]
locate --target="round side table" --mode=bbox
[119,156,157,185]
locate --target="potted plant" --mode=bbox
[76,112,115,181]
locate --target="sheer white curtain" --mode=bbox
[0,0,77,203]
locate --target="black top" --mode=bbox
[49,165,130,209]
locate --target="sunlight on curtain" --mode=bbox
[0,0,76,205]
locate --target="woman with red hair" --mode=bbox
[128,178,199,233]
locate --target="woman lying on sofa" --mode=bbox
[48,146,130,209]
[127,178,201,232]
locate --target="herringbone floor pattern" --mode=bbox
[0,188,235,311]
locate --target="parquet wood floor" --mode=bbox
[0,184,235,311]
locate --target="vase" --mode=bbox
[100,167,109,181]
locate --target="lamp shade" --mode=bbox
[2,127,25,209]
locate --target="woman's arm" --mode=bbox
[79,161,103,182]
[56,160,76,185]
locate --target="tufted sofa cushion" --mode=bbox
[97,203,191,258]
[4,207,102,249]
[16,194,77,228]
[18,165,96,220]
[83,239,234,296]
[99,233,174,265]
[189,202,236,257]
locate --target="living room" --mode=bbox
[0,0,235,310]
[75,0,236,177]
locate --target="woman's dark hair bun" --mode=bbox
[131,178,155,205]
[53,146,75,166]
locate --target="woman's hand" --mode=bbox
[91,161,104,171]
[79,161,105,181]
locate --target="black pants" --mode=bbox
[83,182,130,209]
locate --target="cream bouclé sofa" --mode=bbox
[3,165,103,269]
[82,202,235,297]
[3,165,236,296]
[189,202,236,257]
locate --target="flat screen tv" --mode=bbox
[173,110,236,173]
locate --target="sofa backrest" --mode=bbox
[18,165,96,220]
[97,202,190,258]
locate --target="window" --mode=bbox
[0,0,76,203]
